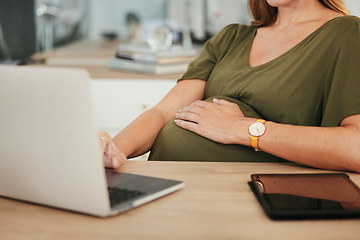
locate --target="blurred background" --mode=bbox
[1,0,359,157]
[0,0,359,64]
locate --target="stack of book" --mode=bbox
[108,43,200,75]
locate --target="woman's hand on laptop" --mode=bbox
[98,131,127,168]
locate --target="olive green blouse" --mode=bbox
[149,16,360,162]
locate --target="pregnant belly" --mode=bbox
[148,96,287,163]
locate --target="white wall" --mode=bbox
[87,0,251,41]
[167,0,250,41]
[346,0,360,17]
[87,0,166,40]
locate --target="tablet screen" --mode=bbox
[248,173,360,220]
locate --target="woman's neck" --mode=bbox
[272,0,338,28]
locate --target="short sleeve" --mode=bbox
[178,24,251,82]
[321,18,360,127]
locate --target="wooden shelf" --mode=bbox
[31,39,184,79]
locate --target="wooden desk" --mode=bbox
[1,161,359,240]
[31,40,183,79]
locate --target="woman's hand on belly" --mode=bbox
[174,98,253,145]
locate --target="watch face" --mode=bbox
[249,122,265,137]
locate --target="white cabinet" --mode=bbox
[90,78,177,159]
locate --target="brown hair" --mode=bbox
[248,0,350,27]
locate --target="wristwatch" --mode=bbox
[249,119,266,151]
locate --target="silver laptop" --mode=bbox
[0,66,184,217]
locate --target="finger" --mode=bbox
[112,156,121,168]
[98,130,111,139]
[103,145,122,169]
[112,151,127,168]
[98,131,116,168]
[108,142,127,168]
[98,131,111,154]
[175,111,200,123]
[103,154,113,168]
[178,100,210,113]
[98,136,108,154]
[212,98,235,106]
[179,105,209,118]
[174,119,201,134]
[105,141,121,168]
[98,131,111,144]
[192,100,210,108]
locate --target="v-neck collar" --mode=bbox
[246,16,345,69]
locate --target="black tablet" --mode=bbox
[248,173,360,220]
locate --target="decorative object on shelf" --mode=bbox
[147,26,174,51]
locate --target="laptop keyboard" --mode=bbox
[108,187,146,207]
